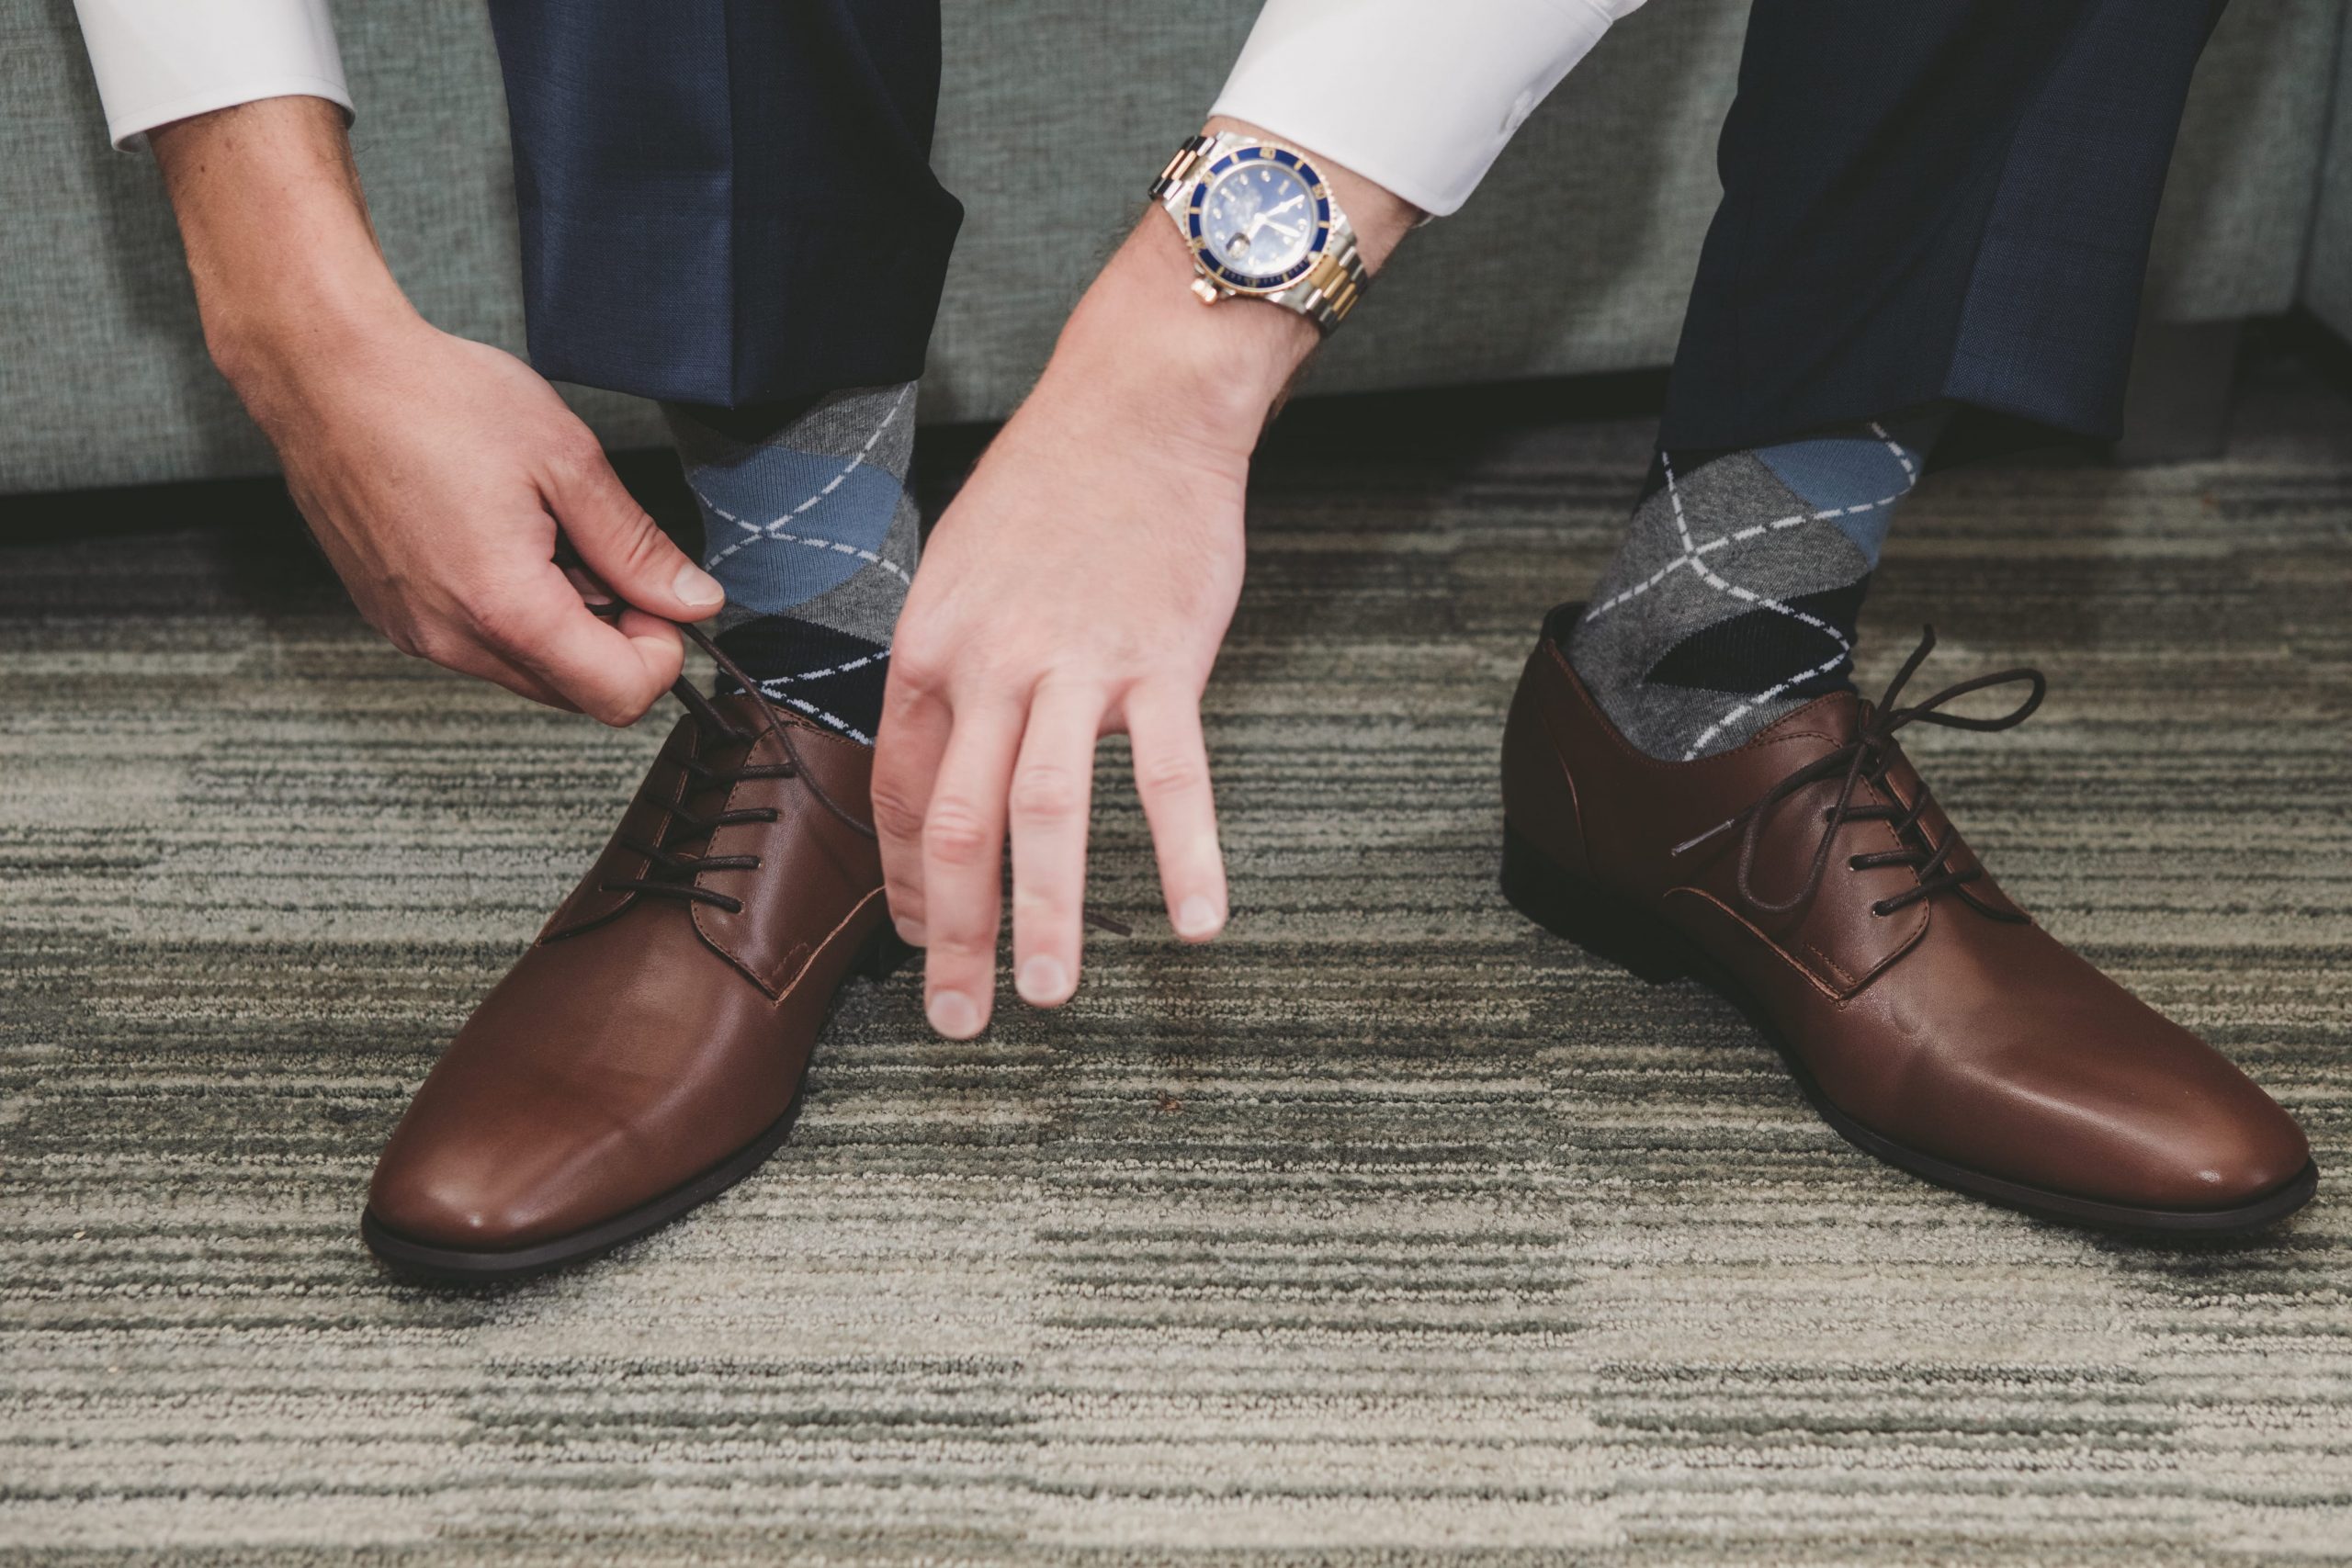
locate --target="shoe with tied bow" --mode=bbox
[1500,604,2315,1234]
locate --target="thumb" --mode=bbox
[545,439,727,623]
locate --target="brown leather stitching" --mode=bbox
[1541,633,1844,779]
[765,887,889,1010]
[1528,699,1593,874]
[1685,627,2045,922]
[690,727,806,998]
[540,739,693,944]
[1555,621,2038,992]
[1665,887,1852,1005]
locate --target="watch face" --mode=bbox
[1188,146,1330,292]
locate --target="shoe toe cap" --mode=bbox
[368,1140,567,1253]
[1973,1033,2312,1213]
[2132,1090,2312,1211]
[369,1173,533,1253]
[366,1087,636,1253]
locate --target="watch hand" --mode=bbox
[1263,195,1306,219]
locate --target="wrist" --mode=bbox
[152,97,420,394]
[201,261,419,400]
[1045,215,1317,447]
[1034,118,1418,452]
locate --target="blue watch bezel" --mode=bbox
[1185,144,1334,294]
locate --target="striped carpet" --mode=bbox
[3,360,2348,1564]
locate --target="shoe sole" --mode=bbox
[1500,825,2319,1236]
[360,924,918,1283]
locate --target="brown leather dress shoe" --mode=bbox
[1501,605,2316,1234]
[362,679,908,1280]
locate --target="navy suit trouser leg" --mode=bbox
[486,0,962,409]
[1661,0,2230,449]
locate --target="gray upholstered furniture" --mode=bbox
[4,0,2349,495]
[2310,4,2352,335]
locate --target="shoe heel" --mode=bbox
[854,923,917,981]
[1500,824,1692,985]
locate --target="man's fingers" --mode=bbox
[1125,682,1227,942]
[485,563,683,726]
[543,430,725,623]
[613,606,688,691]
[873,668,954,945]
[1007,683,1104,1009]
[435,644,582,714]
[919,701,1022,1040]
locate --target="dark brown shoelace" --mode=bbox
[1672,626,2046,919]
[567,554,1127,933]
[594,634,828,914]
[585,615,876,914]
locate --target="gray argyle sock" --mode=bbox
[1569,410,1947,760]
[662,383,920,745]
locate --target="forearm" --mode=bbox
[149,96,413,389]
[1035,116,1419,439]
[886,128,1418,1026]
[138,95,708,725]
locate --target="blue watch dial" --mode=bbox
[1198,157,1318,286]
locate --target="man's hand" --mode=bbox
[876,305,1253,1037]
[876,122,1417,1038]
[240,315,718,722]
[153,96,721,725]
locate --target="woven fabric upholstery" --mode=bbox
[1,0,2345,493]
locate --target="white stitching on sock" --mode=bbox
[1583,433,1922,624]
[698,520,915,588]
[697,383,913,574]
[1681,649,1851,761]
[775,696,872,746]
[1658,453,1852,651]
[752,649,890,689]
[1584,432,1929,757]
[1871,420,1917,482]
[1645,450,1859,759]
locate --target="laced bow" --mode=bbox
[1670,627,2045,919]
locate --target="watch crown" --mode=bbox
[1191,277,1221,306]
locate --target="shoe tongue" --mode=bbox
[668,693,798,857]
[1740,686,1941,879]
[712,689,826,749]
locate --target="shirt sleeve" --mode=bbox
[72,0,351,151]
[1209,0,1646,218]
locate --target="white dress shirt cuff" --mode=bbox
[1210,0,1644,218]
[74,0,351,151]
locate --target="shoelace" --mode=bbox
[1671,626,2046,919]
[594,627,838,915]
[566,554,1127,932]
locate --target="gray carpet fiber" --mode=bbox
[4,365,2349,1564]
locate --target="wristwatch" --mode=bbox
[1148,131,1367,333]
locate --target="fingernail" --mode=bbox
[1017,955,1070,1006]
[928,990,981,1039]
[896,919,927,947]
[1174,896,1222,940]
[674,562,726,612]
